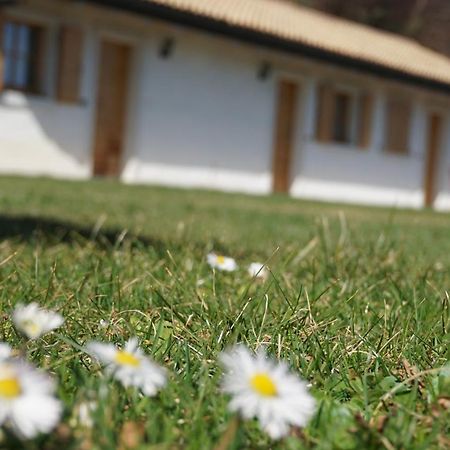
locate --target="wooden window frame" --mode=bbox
[1,17,47,95]
[332,88,358,144]
[357,92,374,149]
[316,83,371,149]
[315,83,334,143]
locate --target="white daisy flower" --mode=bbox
[87,338,167,396]
[12,303,64,340]
[207,253,238,272]
[98,319,110,329]
[248,262,269,280]
[220,345,315,440]
[0,359,62,439]
[0,344,12,362]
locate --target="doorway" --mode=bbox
[92,40,131,176]
[424,112,443,207]
[272,80,299,193]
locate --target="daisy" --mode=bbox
[220,345,315,440]
[12,303,64,340]
[207,253,238,272]
[87,338,166,396]
[248,262,269,280]
[98,319,110,329]
[0,359,62,439]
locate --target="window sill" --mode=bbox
[313,140,367,152]
[383,149,410,158]
[0,89,46,107]
[0,90,87,108]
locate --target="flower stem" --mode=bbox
[213,415,241,450]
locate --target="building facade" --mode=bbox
[1,0,450,208]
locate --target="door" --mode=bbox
[93,40,131,176]
[424,113,442,207]
[272,80,299,193]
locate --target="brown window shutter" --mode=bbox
[357,93,373,148]
[316,84,334,142]
[385,98,411,154]
[57,25,83,102]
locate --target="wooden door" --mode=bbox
[424,113,442,207]
[272,80,299,193]
[93,41,131,176]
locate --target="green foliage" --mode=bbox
[0,176,449,449]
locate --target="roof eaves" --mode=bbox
[87,0,450,94]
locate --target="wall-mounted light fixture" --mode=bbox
[257,61,272,81]
[159,37,175,59]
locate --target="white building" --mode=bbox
[1,0,450,209]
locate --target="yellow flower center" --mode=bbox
[0,377,21,399]
[216,256,226,265]
[250,373,277,397]
[21,320,41,337]
[115,351,140,367]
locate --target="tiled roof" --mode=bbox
[140,0,450,89]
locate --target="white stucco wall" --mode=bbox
[289,83,428,208]
[121,31,275,194]
[0,91,91,178]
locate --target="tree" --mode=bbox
[295,0,450,56]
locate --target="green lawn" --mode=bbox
[0,176,449,449]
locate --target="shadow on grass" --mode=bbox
[0,214,167,252]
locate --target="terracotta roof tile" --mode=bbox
[145,0,450,87]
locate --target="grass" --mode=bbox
[0,175,449,450]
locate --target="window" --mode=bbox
[384,97,411,154]
[333,91,353,143]
[316,83,373,148]
[2,20,45,93]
